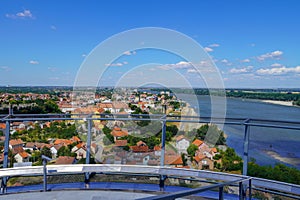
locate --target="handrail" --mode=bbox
[1,164,300,198]
[1,114,300,199]
[137,177,251,200]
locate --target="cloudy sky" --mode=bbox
[1,0,300,88]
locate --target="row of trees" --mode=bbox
[248,161,300,185]
[0,99,61,114]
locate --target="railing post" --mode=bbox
[219,186,224,200]
[85,116,92,188]
[159,118,167,191]
[239,181,244,200]
[41,155,52,192]
[242,119,250,176]
[43,159,47,192]
[248,179,252,200]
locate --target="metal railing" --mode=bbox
[1,113,300,199]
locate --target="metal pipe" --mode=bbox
[159,118,166,191]
[243,119,250,176]
[85,117,92,188]
[43,159,47,192]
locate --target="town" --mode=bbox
[0,88,241,173]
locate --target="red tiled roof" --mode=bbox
[211,147,218,153]
[9,139,24,146]
[164,155,183,165]
[54,139,73,146]
[193,154,206,163]
[0,123,6,129]
[76,142,86,149]
[55,156,75,165]
[12,146,24,154]
[130,145,149,153]
[111,127,128,137]
[192,139,203,147]
[115,140,128,147]
[154,146,161,151]
[136,141,146,146]
[18,151,29,158]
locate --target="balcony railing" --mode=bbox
[1,113,300,199]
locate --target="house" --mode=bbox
[115,140,128,147]
[50,144,63,158]
[14,151,30,163]
[175,135,190,153]
[53,139,73,146]
[164,155,183,167]
[111,127,128,141]
[71,136,81,143]
[192,139,204,147]
[23,142,38,152]
[9,139,24,149]
[153,146,161,156]
[129,140,149,154]
[73,147,87,160]
[55,156,76,165]
[193,155,214,170]
[72,143,87,159]
[197,143,213,159]
[0,123,6,130]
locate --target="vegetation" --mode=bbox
[11,121,77,143]
[214,148,243,171]
[248,162,300,185]
[187,144,198,157]
[0,99,61,114]
[192,124,226,145]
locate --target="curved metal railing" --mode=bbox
[1,113,300,199]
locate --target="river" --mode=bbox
[177,94,300,168]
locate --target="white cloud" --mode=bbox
[256,66,300,75]
[6,9,33,19]
[270,63,283,67]
[241,59,250,63]
[204,47,213,52]
[257,50,283,61]
[229,66,253,74]
[0,66,11,71]
[123,51,136,56]
[105,62,128,67]
[208,43,220,48]
[187,69,197,73]
[220,59,232,66]
[82,54,87,57]
[29,60,39,65]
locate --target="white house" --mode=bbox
[175,135,190,153]
[14,151,30,163]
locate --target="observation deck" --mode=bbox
[0,113,300,199]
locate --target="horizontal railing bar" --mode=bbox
[137,177,250,200]
[253,187,300,199]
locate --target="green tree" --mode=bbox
[57,146,71,156]
[187,144,198,157]
[41,146,52,158]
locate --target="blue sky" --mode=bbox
[1,0,300,88]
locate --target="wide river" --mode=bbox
[177,94,300,168]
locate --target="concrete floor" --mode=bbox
[0,190,194,200]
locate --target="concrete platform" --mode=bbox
[0,190,191,200]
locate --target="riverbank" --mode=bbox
[264,150,300,167]
[260,100,294,107]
